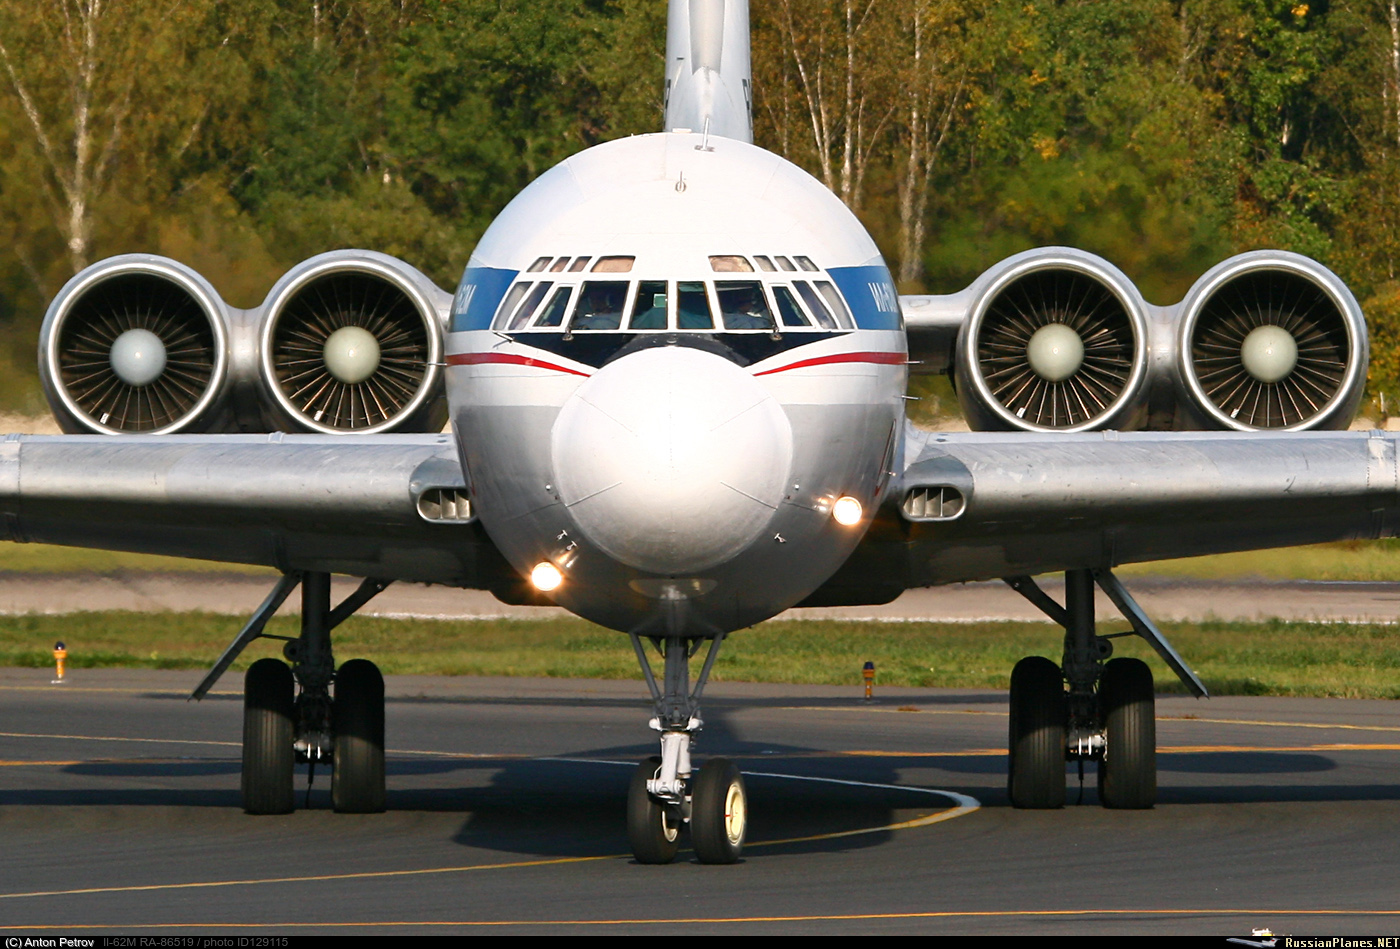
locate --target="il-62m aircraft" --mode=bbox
[7,1,1388,864]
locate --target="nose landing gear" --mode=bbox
[626,631,746,864]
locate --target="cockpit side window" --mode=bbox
[533,286,573,328]
[629,281,669,330]
[677,281,714,329]
[569,281,629,330]
[793,281,838,330]
[715,281,776,331]
[491,281,534,330]
[505,281,554,330]
[815,280,855,329]
[773,286,812,327]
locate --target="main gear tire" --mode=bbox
[332,658,386,813]
[242,658,295,815]
[1007,655,1066,809]
[1097,657,1156,809]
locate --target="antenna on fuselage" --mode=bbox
[664,0,753,144]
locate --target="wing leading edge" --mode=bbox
[0,432,517,590]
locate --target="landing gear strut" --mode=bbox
[626,631,746,864]
[193,571,392,814]
[1003,568,1205,810]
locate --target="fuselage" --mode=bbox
[447,133,906,634]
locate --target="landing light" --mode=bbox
[531,561,564,591]
[832,496,863,526]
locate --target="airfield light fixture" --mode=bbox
[531,561,564,592]
[832,496,863,526]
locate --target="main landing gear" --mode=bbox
[626,631,747,864]
[191,571,392,815]
[1002,568,1208,810]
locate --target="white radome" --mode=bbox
[323,326,381,384]
[109,328,167,387]
[1239,324,1298,384]
[1025,323,1084,382]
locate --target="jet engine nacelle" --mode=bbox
[902,247,1368,433]
[255,251,450,434]
[1174,251,1367,431]
[38,251,452,435]
[39,255,234,434]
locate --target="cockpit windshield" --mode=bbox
[489,254,855,333]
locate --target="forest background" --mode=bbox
[3,0,1400,419]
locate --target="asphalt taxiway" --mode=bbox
[0,668,1397,935]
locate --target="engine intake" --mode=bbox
[1178,252,1366,431]
[258,252,448,434]
[955,250,1150,432]
[39,256,229,434]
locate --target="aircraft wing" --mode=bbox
[0,432,518,592]
[893,427,1398,587]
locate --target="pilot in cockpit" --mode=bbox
[717,282,776,330]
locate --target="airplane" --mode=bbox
[3,0,1389,865]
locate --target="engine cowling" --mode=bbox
[953,249,1151,432]
[1177,252,1367,431]
[256,251,450,434]
[38,255,231,434]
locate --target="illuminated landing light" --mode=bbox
[531,561,564,592]
[1240,324,1298,383]
[832,496,864,526]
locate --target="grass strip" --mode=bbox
[1,612,1397,699]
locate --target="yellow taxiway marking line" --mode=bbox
[0,686,240,696]
[0,770,977,902]
[782,706,1400,734]
[0,730,239,747]
[6,908,1400,929]
[1161,716,1400,732]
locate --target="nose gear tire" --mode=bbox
[628,756,681,864]
[1008,655,1066,809]
[1097,657,1156,809]
[242,658,295,815]
[691,758,746,864]
[332,658,386,813]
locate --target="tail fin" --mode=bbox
[663,0,753,144]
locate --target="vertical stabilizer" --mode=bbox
[664,0,752,143]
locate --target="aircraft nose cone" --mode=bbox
[551,347,793,575]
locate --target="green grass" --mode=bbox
[0,543,274,574]
[5,611,1399,699]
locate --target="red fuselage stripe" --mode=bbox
[447,352,592,376]
[753,351,906,376]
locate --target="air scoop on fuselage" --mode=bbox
[550,346,793,575]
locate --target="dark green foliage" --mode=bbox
[3,1,1400,404]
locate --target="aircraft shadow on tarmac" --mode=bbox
[3,703,1396,860]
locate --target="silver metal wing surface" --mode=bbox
[0,432,515,591]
